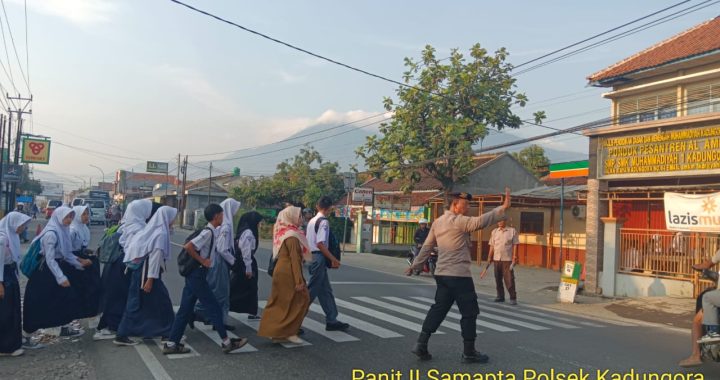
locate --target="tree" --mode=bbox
[356,44,544,204]
[18,165,42,195]
[512,145,550,178]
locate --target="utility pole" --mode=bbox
[179,155,188,226]
[7,94,32,210]
[0,115,5,214]
[208,162,212,205]
[176,154,181,207]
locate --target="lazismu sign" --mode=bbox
[664,192,720,232]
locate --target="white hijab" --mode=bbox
[118,199,153,249]
[0,211,31,263]
[123,206,177,263]
[220,198,241,250]
[70,205,91,249]
[34,206,75,256]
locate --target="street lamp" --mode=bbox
[89,164,105,184]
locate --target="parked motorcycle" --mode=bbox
[696,268,720,362]
[407,245,437,276]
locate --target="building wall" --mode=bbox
[612,272,693,298]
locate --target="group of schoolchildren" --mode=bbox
[0,194,350,358]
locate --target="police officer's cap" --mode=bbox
[450,192,473,201]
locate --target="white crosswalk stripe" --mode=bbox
[258,301,359,343]
[480,300,608,328]
[352,296,469,333]
[195,322,259,353]
[307,303,403,338]
[229,311,311,348]
[335,298,442,334]
[152,339,199,360]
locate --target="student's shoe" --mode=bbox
[222,338,248,354]
[60,326,83,337]
[160,336,186,344]
[162,343,190,355]
[0,349,24,357]
[461,350,490,364]
[22,337,45,350]
[113,336,139,346]
[93,328,116,341]
[698,331,720,344]
[286,335,303,344]
[508,299,518,306]
[297,328,305,336]
[326,321,350,331]
[411,343,432,361]
[224,324,236,331]
[493,298,505,303]
[247,314,261,320]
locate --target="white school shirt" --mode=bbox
[69,229,86,252]
[237,229,256,273]
[147,248,165,279]
[42,232,83,285]
[215,224,236,266]
[306,212,329,252]
[0,235,11,282]
[190,224,218,262]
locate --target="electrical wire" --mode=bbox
[23,0,27,89]
[0,0,29,93]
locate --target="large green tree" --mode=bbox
[356,44,544,202]
[512,145,551,178]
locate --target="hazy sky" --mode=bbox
[6,0,718,189]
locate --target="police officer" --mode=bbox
[405,188,511,363]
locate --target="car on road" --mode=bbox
[85,200,108,226]
[45,200,63,219]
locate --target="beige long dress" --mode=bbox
[258,237,309,338]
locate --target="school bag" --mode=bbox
[177,227,214,277]
[20,231,57,278]
[314,217,341,268]
[97,225,122,264]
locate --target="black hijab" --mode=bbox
[236,211,263,250]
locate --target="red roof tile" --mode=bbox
[588,17,720,84]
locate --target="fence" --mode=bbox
[619,228,720,296]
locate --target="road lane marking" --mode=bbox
[135,342,173,380]
[383,297,523,332]
[481,300,606,328]
[335,298,442,334]
[307,303,403,339]
[352,296,468,333]
[259,301,358,343]
[194,322,258,353]
[229,311,310,348]
[152,339,199,360]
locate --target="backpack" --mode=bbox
[314,217,341,268]
[177,227,214,277]
[20,231,57,278]
[97,225,122,264]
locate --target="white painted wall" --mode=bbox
[610,272,694,298]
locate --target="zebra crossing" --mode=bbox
[134,295,627,359]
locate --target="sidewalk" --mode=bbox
[326,245,697,331]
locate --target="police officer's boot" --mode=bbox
[411,332,432,361]
[461,340,489,363]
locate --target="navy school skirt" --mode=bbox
[97,255,131,332]
[0,264,22,353]
[69,251,101,320]
[23,260,85,333]
[116,261,174,338]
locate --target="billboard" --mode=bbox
[21,137,51,164]
[147,161,169,174]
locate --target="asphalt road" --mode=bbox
[22,226,720,379]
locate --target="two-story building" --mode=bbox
[585,17,720,298]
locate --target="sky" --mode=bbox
[4,0,718,190]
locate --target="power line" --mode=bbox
[23,0,27,89]
[33,121,154,158]
[0,0,30,93]
[513,0,694,69]
[0,15,16,96]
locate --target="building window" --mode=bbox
[687,82,720,116]
[617,91,676,125]
[520,212,544,235]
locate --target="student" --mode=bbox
[0,212,32,357]
[195,198,241,329]
[69,205,101,320]
[23,207,92,336]
[94,199,152,340]
[229,210,263,319]
[306,196,349,331]
[114,206,177,346]
[163,204,248,355]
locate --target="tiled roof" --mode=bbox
[588,16,720,84]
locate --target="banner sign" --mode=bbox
[664,192,720,232]
[372,206,426,222]
[146,161,169,174]
[374,194,412,211]
[21,137,51,164]
[2,164,22,182]
[352,188,373,203]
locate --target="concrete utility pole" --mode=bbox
[180,155,188,225]
[0,115,5,213]
[7,94,32,210]
[176,154,181,207]
[208,162,212,205]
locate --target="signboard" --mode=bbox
[146,161,169,174]
[1,164,22,183]
[664,192,720,232]
[352,188,373,203]
[89,190,110,200]
[40,182,64,197]
[21,137,51,164]
[17,195,33,203]
[372,206,426,222]
[557,261,582,304]
[374,194,411,211]
[598,125,720,179]
[548,161,589,179]
[342,172,356,191]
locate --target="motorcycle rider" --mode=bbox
[692,248,720,344]
[413,219,430,254]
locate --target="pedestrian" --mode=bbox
[113,206,177,346]
[69,205,102,319]
[0,211,32,357]
[32,204,39,220]
[23,206,92,336]
[163,204,248,355]
[229,211,264,319]
[195,198,242,329]
[94,199,152,340]
[258,206,310,344]
[679,287,714,367]
[306,196,349,331]
[15,205,29,243]
[405,189,511,363]
[480,217,519,305]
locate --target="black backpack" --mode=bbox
[314,217,341,268]
[177,227,214,277]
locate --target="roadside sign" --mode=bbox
[2,164,22,182]
[342,172,356,191]
[21,137,51,164]
[147,161,169,174]
[557,260,582,303]
[352,188,373,203]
